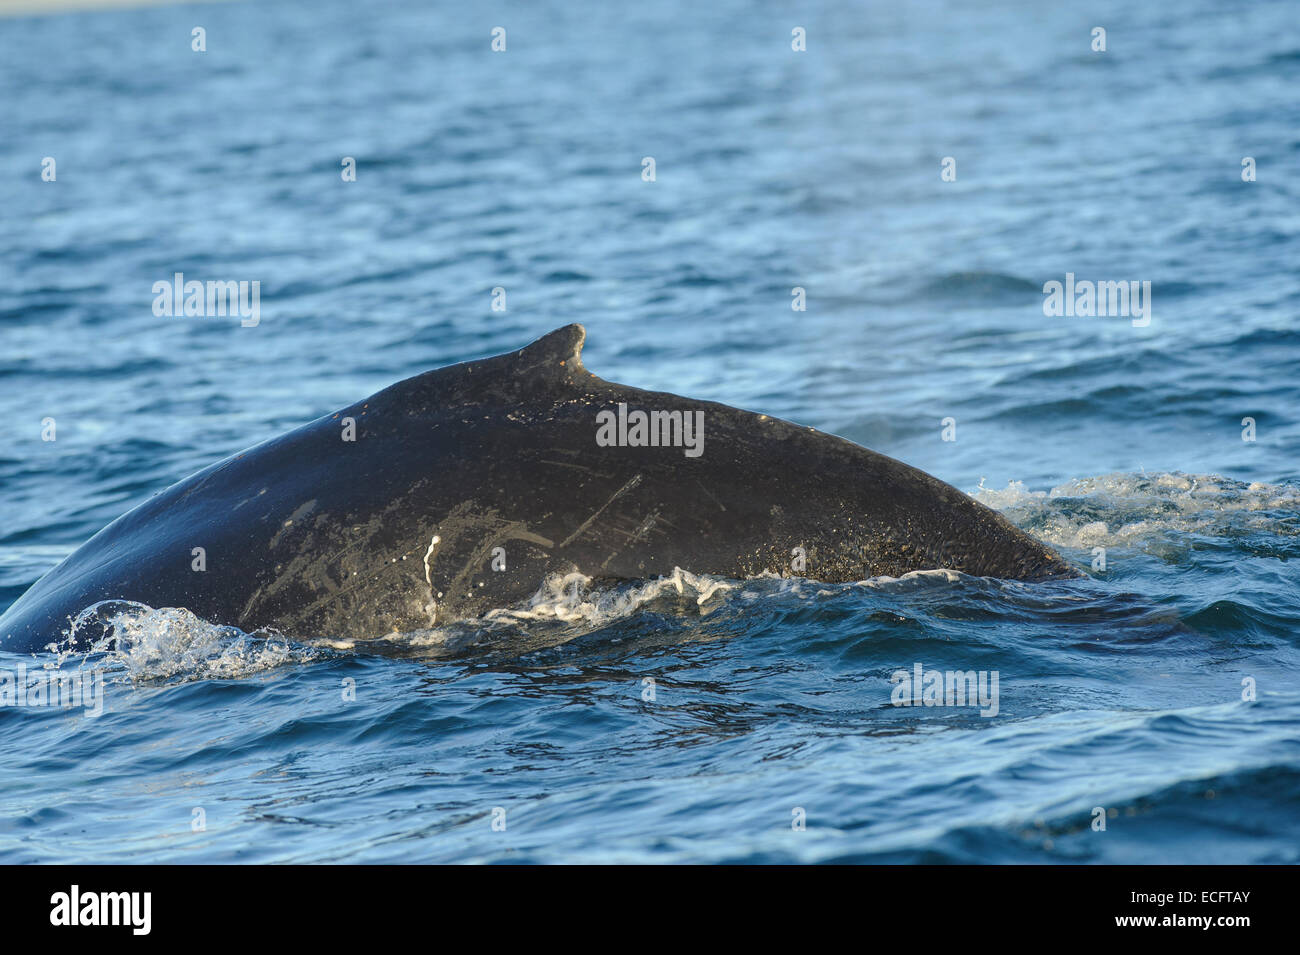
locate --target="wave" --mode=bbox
[913,271,1042,303]
[853,270,1044,308]
[827,763,1300,864]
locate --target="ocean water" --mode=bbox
[1,0,1297,863]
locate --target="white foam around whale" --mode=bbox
[974,471,1299,551]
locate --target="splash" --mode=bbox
[974,471,1300,551]
[48,600,316,683]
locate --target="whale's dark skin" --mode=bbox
[0,324,1078,652]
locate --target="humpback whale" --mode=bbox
[0,324,1077,653]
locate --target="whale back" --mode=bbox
[0,324,1076,651]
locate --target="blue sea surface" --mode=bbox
[1,0,1298,863]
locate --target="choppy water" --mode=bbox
[1,0,1297,863]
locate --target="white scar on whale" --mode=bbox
[422,533,441,623]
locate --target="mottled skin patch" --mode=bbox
[0,324,1077,652]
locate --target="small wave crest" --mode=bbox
[914,270,1041,303]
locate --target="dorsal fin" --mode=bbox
[514,323,586,373]
[364,324,590,412]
